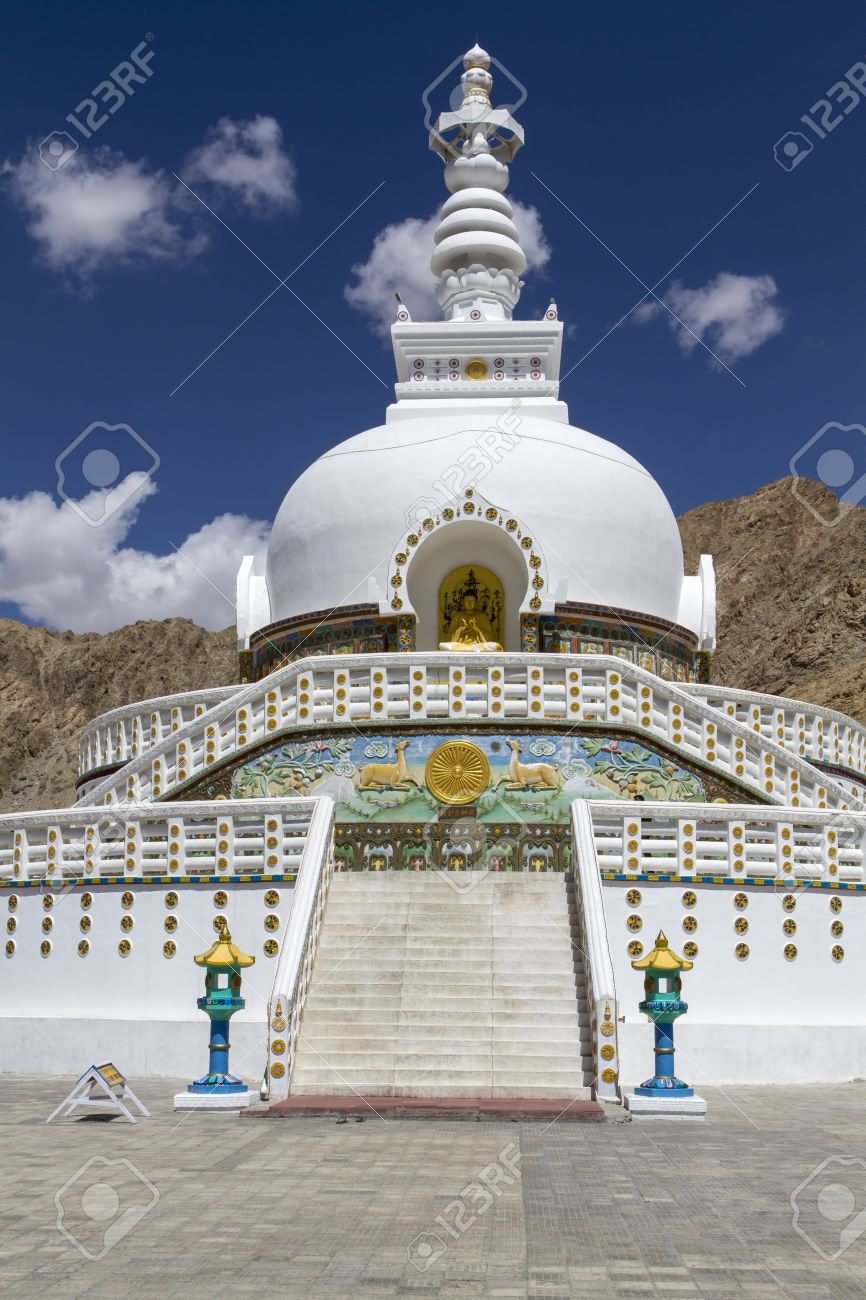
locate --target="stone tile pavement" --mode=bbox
[2,1077,866,1298]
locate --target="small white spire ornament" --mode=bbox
[429,45,527,322]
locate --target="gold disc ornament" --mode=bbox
[425,740,490,805]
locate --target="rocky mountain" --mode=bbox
[0,619,235,812]
[679,476,866,722]
[1,475,863,813]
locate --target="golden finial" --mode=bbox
[194,919,255,969]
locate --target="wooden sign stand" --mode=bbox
[46,1063,150,1125]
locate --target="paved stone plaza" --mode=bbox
[3,1078,866,1298]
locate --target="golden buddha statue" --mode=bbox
[439,575,502,652]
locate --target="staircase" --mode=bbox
[290,872,593,1098]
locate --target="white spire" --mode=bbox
[429,45,527,322]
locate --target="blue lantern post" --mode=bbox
[174,918,256,1111]
[625,931,706,1118]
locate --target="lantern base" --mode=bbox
[634,1076,693,1097]
[174,1087,253,1110]
[625,1091,707,1120]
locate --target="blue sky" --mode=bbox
[1,0,864,630]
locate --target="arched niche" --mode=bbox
[382,489,554,652]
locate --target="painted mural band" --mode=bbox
[230,731,707,821]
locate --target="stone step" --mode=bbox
[303,994,588,1014]
[299,1008,586,1029]
[297,1036,589,1060]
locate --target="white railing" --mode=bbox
[77,674,866,794]
[686,683,866,786]
[589,801,866,883]
[571,802,621,1103]
[78,686,237,777]
[0,798,325,883]
[261,797,336,1101]
[75,653,857,814]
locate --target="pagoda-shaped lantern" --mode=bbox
[626,931,706,1118]
[174,918,256,1111]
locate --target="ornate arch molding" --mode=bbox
[380,487,554,651]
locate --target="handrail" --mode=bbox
[685,682,866,786]
[587,800,866,883]
[78,686,237,776]
[261,796,336,1101]
[0,797,323,883]
[571,801,621,1103]
[74,653,859,815]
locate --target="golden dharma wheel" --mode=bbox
[425,740,490,805]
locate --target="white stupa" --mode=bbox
[3,46,866,1111]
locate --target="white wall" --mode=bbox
[603,879,865,1084]
[2,880,294,1080]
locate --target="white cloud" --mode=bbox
[0,477,269,633]
[635,271,785,363]
[184,115,298,214]
[345,201,551,335]
[2,147,207,278]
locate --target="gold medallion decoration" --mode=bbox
[120,915,134,932]
[163,940,177,958]
[600,1021,615,1037]
[264,914,280,932]
[832,945,844,962]
[627,940,643,958]
[682,891,697,908]
[626,889,642,907]
[80,916,91,933]
[42,895,54,911]
[118,939,131,957]
[264,889,280,907]
[734,916,749,935]
[784,943,798,961]
[40,940,52,957]
[263,939,279,957]
[682,915,697,933]
[600,1044,616,1061]
[213,914,228,933]
[5,940,14,957]
[6,918,15,934]
[271,1039,286,1055]
[600,1067,617,1084]
[81,892,92,909]
[735,942,749,960]
[683,941,699,958]
[782,894,797,912]
[78,940,90,957]
[272,1015,287,1033]
[734,893,749,910]
[830,896,843,913]
[165,915,178,933]
[426,740,490,805]
[832,920,844,937]
[121,891,134,909]
[165,891,179,908]
[270,1061,285,1079]
[783,918,797,936]
[213,891,228,909]
[7,896,17,912]
[626,914,642,932]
